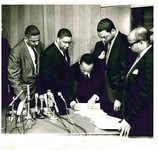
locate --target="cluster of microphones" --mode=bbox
[5,85,86,134]
[7,85,66,122]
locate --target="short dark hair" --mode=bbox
[25,25,40,37]
[97,18,116,32]
[80,53,93,65]
[57,28,72,38]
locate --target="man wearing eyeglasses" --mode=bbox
[8,25,42,108]
[119,27,153,137]
[92,18,135,118]
[65,53,103,110]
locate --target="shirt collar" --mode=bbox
[139,44,152,58]
[110,29,118,46]
[24,38,33,50]
[55,40,64,56]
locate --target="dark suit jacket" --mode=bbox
[2,37,11,107]
[105,32,134,101]
[92,32,136,117]
[93,32,135,101]
[40,42,70,114]
[122,46,153,136]
[65,62,103,104]
[40,42,70,94]
[8,39,42,101]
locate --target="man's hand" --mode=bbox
[87,94,99,109]
[70,101,81,111]
[113,99,121,111]
[119,119,131,137]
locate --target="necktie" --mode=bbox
[105,43,111,65]
[63,51,68,61]
[31,47,38,74]
[85,75,89,79]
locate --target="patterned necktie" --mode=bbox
[63,51,68,61]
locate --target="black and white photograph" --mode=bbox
[0,0,157,149]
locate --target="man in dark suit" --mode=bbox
[8,25,42,110]
[2,36,11,108]
[65,53,103,110]
[92,18,135,118]
[119,27,153,137]
[40,28,72,115]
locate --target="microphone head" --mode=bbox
[39,94,44,100]
[35,93,38,98]
[57,92,62,96]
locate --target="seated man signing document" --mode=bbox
[65,53,104,110]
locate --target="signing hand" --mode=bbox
[70,101,81,111]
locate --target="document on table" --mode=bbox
[73,103,121,130]
[76,102,100,109]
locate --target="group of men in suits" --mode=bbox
[7,18,153,137]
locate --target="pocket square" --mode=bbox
[132,69,139,75]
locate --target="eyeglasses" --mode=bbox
[129,40,141,49]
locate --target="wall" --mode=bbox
[2,5,131,65]
[100,5,131,35]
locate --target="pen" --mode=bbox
[75,99,79,103]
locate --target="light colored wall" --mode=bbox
[2,5,131,65]
[101,5,131,35]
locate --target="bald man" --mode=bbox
[119,27,153,137]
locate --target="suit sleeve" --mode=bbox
[8,48,26,100]
[110,39,129,100]
[65,67,77,103]
[40,49,53,92]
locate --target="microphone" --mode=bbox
[57,92,65,102]
[47,90,59,114]
[35,93,39,112]
[47,89,54,107]
[58,92,74,124]
[44,93,48,107]
[39,94,44,111]
[9,90,24,107]
[27,84,30,101]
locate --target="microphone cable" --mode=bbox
[43,117,72,134]
[59,116,87,135]
[50,100,73,134]
[58,92,87,135]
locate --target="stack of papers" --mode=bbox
[73,103,121,130]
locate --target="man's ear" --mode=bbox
[56,37,60,43]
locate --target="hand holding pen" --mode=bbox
[70,99,81,111]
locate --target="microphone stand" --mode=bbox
[22,85,36,133]
[46,90,58,121]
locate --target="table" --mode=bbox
[1,108,120,135]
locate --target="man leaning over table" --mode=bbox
[65,53,104,111]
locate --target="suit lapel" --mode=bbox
[22,41,36,72]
